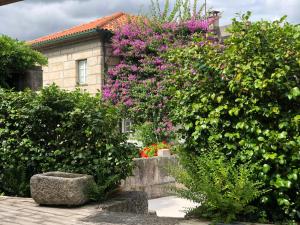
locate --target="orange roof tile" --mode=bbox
[29,12,134,46]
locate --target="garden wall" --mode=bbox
[121,156,178,199]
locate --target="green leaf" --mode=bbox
[288,87,300,100]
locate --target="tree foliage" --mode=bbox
[167,12,300,222]
[0,35,47,88]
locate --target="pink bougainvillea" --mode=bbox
[103,17,216,140]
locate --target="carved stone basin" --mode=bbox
[30,171,95,206]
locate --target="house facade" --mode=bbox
[30,12,225,95]
[29,12,224,133]
[29,12,130,94]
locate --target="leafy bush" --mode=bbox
[133,122,159,146]
[0,35,47,88]
[0,85,136,197]
[167,13,300,222]
[172,150,265,223]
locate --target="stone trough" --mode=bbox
[30,171,95,206]
[121,155,178,198]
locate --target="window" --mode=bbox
[77,59,87,85]
[121,119,133,133]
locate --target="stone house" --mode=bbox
[29,12,131,94]
[29,11,225,95]
[29,12,223,132]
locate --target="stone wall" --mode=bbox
[40,37,118,95]
[121,156,178,199]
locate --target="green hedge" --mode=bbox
[167,13,300,222]
[0,85,136,197]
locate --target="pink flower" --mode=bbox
[103,87,112,99]
[128,75,137,81]
[102,17,215,123]
[185,19,210,33]
[124,98,133,106]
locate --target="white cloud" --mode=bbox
[0,0,299,41]
[208,0,300,25]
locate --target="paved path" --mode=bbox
[0,197,210,225]
[149,196,199,218]
[0,197,99,225]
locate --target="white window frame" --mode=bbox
[77,59,87,85]
[121,119,133,133]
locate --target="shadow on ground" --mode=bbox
[82,211,183,225]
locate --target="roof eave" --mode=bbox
[30,28,111,50]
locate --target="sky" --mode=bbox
[0,0,299,41]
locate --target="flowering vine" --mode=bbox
[103,17,216,140]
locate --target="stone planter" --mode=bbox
[121,156,178,198]
[157,148,171,157]
[30,171,95,206]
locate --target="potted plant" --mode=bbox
[139,141,171,158]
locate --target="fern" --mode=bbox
[161,0,170,22]
[192,0,198,18]
[170,150,266,223]
[182,0,191,21]
[168,0,181,22]
[88,173,121,202]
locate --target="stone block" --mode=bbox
[92,48,102,56]
[157,149,171,157]
[48,55,67,64]
[63,61,75,70]
[87,56,100,66]
[74,40,100,52]
[49,62,64,72]
[46,71,63,80]
[63,77,76,88]
[30,171,95,206]
[100,191,148,214]
[72,51,93,61]
[121,156,178,198]
[63,69,76,78]
[60,46,75,55]
[43,49,61,57]
[86,74,97,85]
[87,64,101,75]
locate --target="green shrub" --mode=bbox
[172,149,265,223]
[167,13,300,222]
[132,122,159,146]
[0,85,136,198]
[0,35,47,88]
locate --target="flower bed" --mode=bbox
[139,141,171,158]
